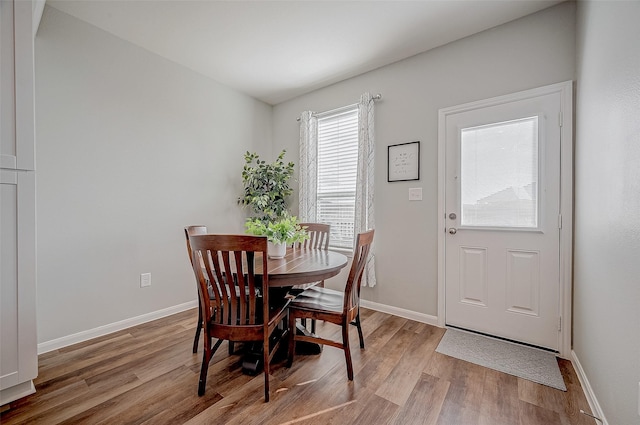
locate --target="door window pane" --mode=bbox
[460,117,539,228]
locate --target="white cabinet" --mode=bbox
[0,0,38,405]
[0,170,37,403]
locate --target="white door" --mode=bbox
[443,88,563,351]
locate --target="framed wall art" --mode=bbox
[388,141,420,182]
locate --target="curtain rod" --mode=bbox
[296,93,382,122]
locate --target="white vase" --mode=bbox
[267,241,287,259]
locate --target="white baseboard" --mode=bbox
[37,298,585,366]
[37,299,436,355]
[37,300,198,355]
[571,350,608,425]
[360,299,439,327]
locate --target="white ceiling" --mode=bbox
[47,0,563,105]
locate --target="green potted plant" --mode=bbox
[237,150,295,222]
[238,150,307,258]
[245,214,308,259]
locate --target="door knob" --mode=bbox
[448,228,457,235]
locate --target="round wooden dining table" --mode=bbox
[261,246,349,287]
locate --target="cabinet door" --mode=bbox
[0,0,37,399]
[0,169,37,392]
[1,0,35,171]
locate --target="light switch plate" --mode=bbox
[409,187,422,201]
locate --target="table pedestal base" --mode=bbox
[239,325,322,375]
[294,323,323,355]
[241,348,263,375]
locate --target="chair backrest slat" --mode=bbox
[296,223,330,250]
[343,230,375,316]
[189,234,268,328]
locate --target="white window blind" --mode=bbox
[317,107,358,250]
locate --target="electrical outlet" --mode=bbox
[140,273,151,288]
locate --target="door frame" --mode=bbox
[437,81,573,358]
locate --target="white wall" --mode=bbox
[574,2,640,424]
[272,3,575,317]
[35,6,272,344]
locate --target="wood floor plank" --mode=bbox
[254,362,362,425]
[349,392,399,425]
[390,373,450,425]
[423,351,457,380]
[0,380,89,424]
[375,324,444,406]
[441,357,487,409]
[36,324,191,389]
[2,369,143,424]
[518,369,567,415]
[0,307,594,425]
[60,366,196,424]
[272,399,360,425]
[519,399,563,425]
[436,398,481,425]
[35,333,136,382]
[420,352,487,425]
[478,369,520,425]
[348,314,408,376]
[355,328,416,392]
[556,358,597,425]
[182,376,268,425]
[260,363,354,424]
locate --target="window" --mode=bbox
[460,116,539,228]
[316,107,359,250]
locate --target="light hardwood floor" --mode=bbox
[1,308,596,425]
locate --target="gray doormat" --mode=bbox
[435,328,566,391]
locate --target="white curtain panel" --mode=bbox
[298,111,318,222]
[355,92,377,287]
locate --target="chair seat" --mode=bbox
[290,286,344,313]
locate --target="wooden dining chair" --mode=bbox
[184,225,208,353]
[295,222,330,251]
[185,226,259,355]
[188,234,289,401]
[287,229,374,380]
[293,223,330,333]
